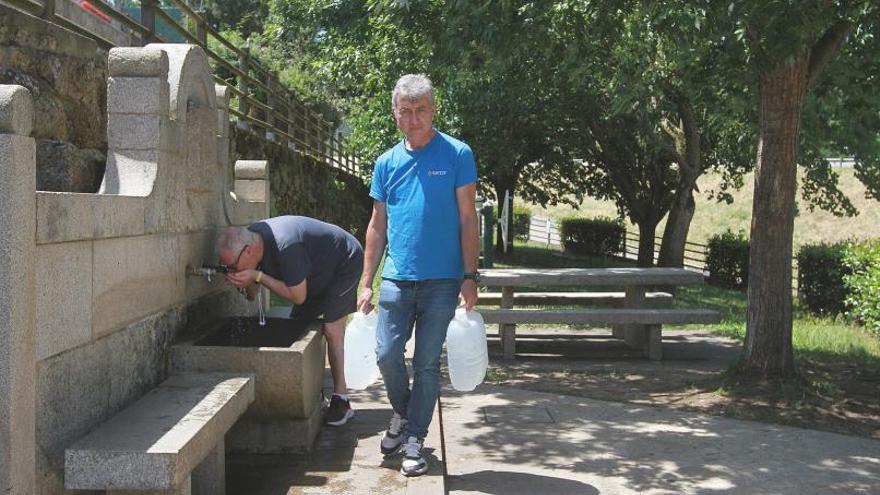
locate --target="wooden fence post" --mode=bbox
[141,0,157,46]
[195,9,208,47]
[41,0,55,19]
[286,97,294,150]
[266,72,276,142]
[237,45,250,130]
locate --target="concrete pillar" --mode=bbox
[0,85,37,494]
[622,286,647,348]
[191,439,225,495]
[500,287,516,359]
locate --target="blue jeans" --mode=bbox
[376,278,460,439]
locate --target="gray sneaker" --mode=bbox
[380,412,408,455]
[400,436,428,476]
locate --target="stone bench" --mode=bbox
[478,291,673,307]
[480,308,722,360]
[65,372,255,494]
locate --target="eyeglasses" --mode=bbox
[224,244,248,272]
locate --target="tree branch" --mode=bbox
[807,20,853,87]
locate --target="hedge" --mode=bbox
[513,205,531,241]
[844,239,880,336]
[559,216,625,256]
[706,230,749,290]
[797,242,850,316]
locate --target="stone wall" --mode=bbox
[232,128,372,242]
[0,43,269,494]
[0,5,109,193]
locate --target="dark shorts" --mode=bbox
[288,257,363,330]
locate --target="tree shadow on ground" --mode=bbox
[448,470,599,495]
[441,384,880,494]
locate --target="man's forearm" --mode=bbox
[460,212,479,273]
[256,272,303,305]
[361,228,386,288]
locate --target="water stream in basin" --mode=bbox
[257,289,266,326]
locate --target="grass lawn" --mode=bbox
[485,241,880,438]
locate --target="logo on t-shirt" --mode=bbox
[427,170,448,176]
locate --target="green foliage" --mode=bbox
[797,242,851,316]
[513,205,531,241]
[559,217,625,257]
[233,128,372,241]
[203,0,270,38]
[843,239,880,336]
[707,230,750,290]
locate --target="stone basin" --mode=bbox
[172,315,325,453]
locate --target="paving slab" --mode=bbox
[440,382,880,495]
[227,367,444,494]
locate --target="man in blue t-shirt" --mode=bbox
[357,74,479,477]
[218,216,364,426]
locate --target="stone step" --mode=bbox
[480,308,722,326]
[477,291,673,306]
[65,372,255,493]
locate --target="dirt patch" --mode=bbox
[484,329,880,439]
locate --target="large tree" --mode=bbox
[267,0,593,252]
[718,1,879,377]
[547,2,742,266]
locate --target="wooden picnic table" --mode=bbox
[480,267,705,287]
[478,267,719,360]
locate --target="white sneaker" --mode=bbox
[380,412,408,455]
[400,436,428,477]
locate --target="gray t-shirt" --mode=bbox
[248,216,362,296]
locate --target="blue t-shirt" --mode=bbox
[370,131,477,280]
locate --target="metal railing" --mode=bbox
[7,0,364,178]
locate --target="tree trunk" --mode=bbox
[659,91,701,269]
[658,186,696,268]
[636,221,658,267]
[739,54,809,378]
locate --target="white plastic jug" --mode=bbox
[344,311,380,390]
[445,308,488,391]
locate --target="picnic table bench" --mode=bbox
[478,267,722,360]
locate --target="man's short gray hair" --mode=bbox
[218,226,258,256]
[392,74,434,109]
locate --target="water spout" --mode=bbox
[186,264,228,283]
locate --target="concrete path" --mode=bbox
[227,381,444,495]
[228,330,880,494]
[440,383,880,494]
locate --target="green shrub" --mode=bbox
[707,229,749,290]
[559,216,625,256]
[843,239,880,336]
[797,242,850,316]
[513,205,531,241]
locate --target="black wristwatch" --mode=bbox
[463,271,481,283]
